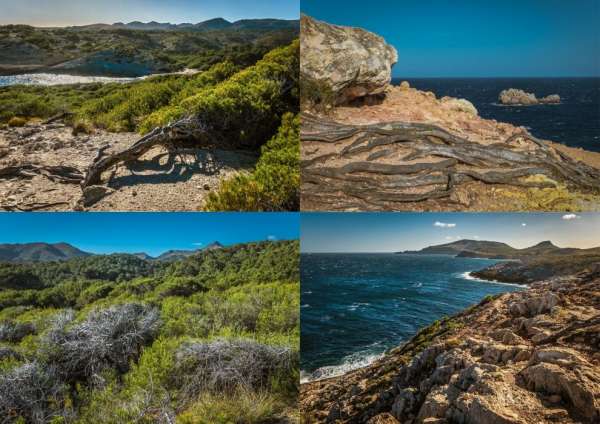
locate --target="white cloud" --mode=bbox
[445,236,454,240]
[267,235,277,241]
[521,223,527,227]
[562,214,580,221]
[192,242,203,246]
[473,235,480,239]
[434,221,456,228]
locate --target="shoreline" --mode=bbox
[301,266,527,384]
[301,266,600,422]
[0,68,201,87]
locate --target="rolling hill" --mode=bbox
[0,18,299,76]
[399,239,599,259]
[0,242,91,262]
[0,241,224,263]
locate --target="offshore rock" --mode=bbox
[301,14,398,104]
[499,88,561,105]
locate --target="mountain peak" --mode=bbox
[204,241,223,250]
[0,242,91,263]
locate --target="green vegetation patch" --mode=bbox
[0,240,300,423]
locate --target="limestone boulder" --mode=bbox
[301,14,398,104]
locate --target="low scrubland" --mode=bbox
[0,240,300,423]
[0,40,300,211]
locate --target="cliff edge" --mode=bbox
[301,265,600,423]
[300,17,600,212]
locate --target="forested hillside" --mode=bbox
[0,240,300,423]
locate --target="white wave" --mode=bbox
[0,73,137,87]
[301,304,311,309]
[347,302,371,311]
[460,271,526,287]
[301,351,384,383]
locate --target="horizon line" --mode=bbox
[0,16,298,28]
[0,238,296,256]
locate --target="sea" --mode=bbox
[300,253,525,382]
[392,77,600,152]
[0,73,139,87]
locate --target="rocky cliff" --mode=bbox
[300,18,600,212]
[301,15,398,105]
[301,265,600,423]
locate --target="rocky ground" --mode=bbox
[0,122,257,211]
[301,83,600,211]
[301,265,600,423]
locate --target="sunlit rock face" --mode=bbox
[301,14,398,105]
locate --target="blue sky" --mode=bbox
[0,0,299,26]
[302,0,600,77]
[301,213,600,253]
[0,213,299,257]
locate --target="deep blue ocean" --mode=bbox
[300,253,524,381]
[392,78,600,152]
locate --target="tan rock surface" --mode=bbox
[301,267,600,423]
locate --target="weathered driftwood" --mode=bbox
[0,164,83,184]
[301,113,600,209]
[82,117,210,187]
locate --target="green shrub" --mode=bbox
[8,116,27,127]
[71,120,93,136]
[203,113,299,211]
[177,389,283,424]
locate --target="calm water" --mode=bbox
[392,78,600,152]
[300,253,524,381]
[0,73,138,87]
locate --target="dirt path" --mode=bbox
[0,123,257,211]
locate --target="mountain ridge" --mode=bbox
[0,241,225,263]
[58,18,299,32]
[398,239,597,259]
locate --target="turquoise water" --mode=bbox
[300,253,525,381]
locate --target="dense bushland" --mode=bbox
[0,240,300,423]
[1,40,300,211]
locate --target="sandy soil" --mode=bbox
[0,123,257,211]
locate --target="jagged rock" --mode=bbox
[440,97,478,115]
[301,270,600,424]
[498,89,561,106]
[399,81,410,90]
[301,14,398,104]
[499,89,538,105]
[530,347,588,367]
[391,387,418,420]
[509,292,560,317]
[367,412,400,424]
[521,362,600,420]
[540,94,561,104]
[489,329,526,346]
[417,385,451,420]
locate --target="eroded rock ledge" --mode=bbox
[301,265,600,423]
